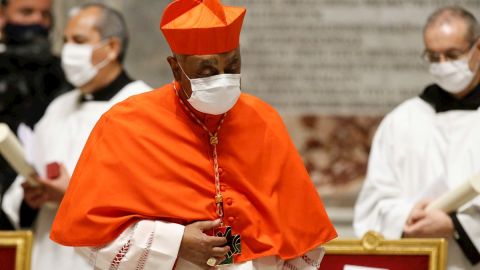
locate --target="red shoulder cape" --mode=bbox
[50,83,337,262]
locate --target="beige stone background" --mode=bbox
[52,0,480,236]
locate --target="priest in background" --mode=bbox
[50,0,337,269]
[1,3,151,270]
[354,6,480,270]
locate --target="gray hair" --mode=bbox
[424,6,480,45]
[71,3,129,62]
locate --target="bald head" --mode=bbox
[424,6,479,45]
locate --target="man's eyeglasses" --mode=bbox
[422,44,473,63]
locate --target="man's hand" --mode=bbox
[403,199,454,238]
[41,163,70,203]
[178,219,230,269]
[22,163,71,208]
[22,181,48,209]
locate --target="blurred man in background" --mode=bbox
[1,3,151,269]
[0,0,69,229]
[355,6,480,270]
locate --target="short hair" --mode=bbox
[424,6,480,45]
[71,3,129,62]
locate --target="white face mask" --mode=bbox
[429,54,478,94]
[178,63,241,115]
[61,42,110,88]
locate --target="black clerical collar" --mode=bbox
[419,83,480,113]
[80,70,132,102]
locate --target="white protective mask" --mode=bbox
[178,64,241,115]
[61,42,110,87]
[429,53,478,94]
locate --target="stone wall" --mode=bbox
[53,0,480,115]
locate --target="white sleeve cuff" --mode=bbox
[77,220,185,270]
[379,200,414,239]
[142,220,185,270]
[283,246,325,270]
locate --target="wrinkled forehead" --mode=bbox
[64,7,102,37]
[424,17,471,51]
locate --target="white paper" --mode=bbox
[427,175,480,213]
[0,123,37,185]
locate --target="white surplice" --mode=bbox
[76,220,325,270]
[354,97,480,270]
[2,80,151,270]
